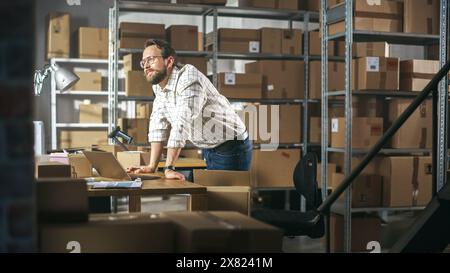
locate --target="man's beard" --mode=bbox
[147,66,167,85]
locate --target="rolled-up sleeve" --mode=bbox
[148,95,170,143]
[167,80,205,148]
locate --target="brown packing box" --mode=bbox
[78,27,108,59]
[309,117,322,144]
[217,73,263,99]
[68,154,92,178]
[136,103,152,119]
[275,0,299,10]
[206,187,251,216]
[331,117,383,149]
[310,31,336,56]
[245,60,304,99]
[381,156,432,207]
[206,28,261,54]
[400,60,440,91]
[177,57,208,75]
[92,144,137,157]
[299,0,321,11]
[123,53,142,72]
[329,153,383,176]
[316,163,337,188]
[353,57,400,91]
[46,13,70,59]
[59,130,107,149]
[404,0,439,35]
[120,22,165,38]
[118,118,149,144]
[282,29,302,55]
[251,104,301,144]
[39,214,175,253]
[79,104,103,123]
[71,72,102,91]
[238,0,275,9]
[177,0,227,4]
[166,25,198,51]
[126,71,154,97]
[330,173,383,208]
[252,149,301,187]
[388,99,432,148]
[309,61,345,99]
[353,96,387,119]
[331,213,381,252]
[120,37,149,49]
[193,169,251,186]
[161,211,282,252]
[36,162,72,179]
[36,178,88,223]
[117,151,151,169]
[260,28,282,54]
[354,42,390,58]
[328,0,403,35]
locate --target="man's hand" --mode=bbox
[164,169,185,181]
[126,166,155,174]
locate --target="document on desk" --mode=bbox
[91,181,142,189]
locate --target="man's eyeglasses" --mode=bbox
[140,55,163,68]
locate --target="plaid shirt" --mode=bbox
[148,64,247,149]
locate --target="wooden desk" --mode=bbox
[87,178,207,213]
[158,158,206,169]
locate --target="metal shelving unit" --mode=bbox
[320,0,449,253]
[50,58,124,150]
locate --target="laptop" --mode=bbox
[83,151,159,181]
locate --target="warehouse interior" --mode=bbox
[2,0,450,254]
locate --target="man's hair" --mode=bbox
[144,39,177,59]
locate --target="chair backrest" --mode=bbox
[293,152,320,210]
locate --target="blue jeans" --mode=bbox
[202,137,253,171]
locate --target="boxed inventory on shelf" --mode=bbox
[71,71,102,91]
[330,117,383,149]
[316,163,337,188]
[260,28,302,55]
[46,12,70,59]
[404,0,440,35]
[125,71,154,97]
[136,103,152,119]
[388,99,432,148]
[354,42,390,58]
[239,0,299,10]
[79,103,103,124]
[245,60,304,99]
[309,31,344,56]
[78,27,108,59]
[309,61,345,99]
[166,25,198,51]
[177,57,208,75]
[400,59,439,92]
[120,22,165,49]
[217,73,263,99]
[123,53,142,72]
[206,28,260,54]
[328,0,403,35]
[330,173,383,208]
[353,56,400,91]
[59,130,108,149]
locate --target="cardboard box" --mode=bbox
[123,53,142,72]
[119,22,165,49]
[354,42,390,58]
[381,156,432,207]
[125,71,154,97]
[317,163,337,188]
[206,28,260,54]
[166,25,198,51]
[118,118,149,144]
[404,0,439,35]
[329,153,383,176]
[49,153,93,178]
[79,104,103,123]
[309,61,345,99]
[331,213,381,252]
[331,117,383,149]
[400,59,439,91]
[276,0,299,10]
[353,96,387,119]
[328,0,404,35]
[310,117,322,144]
[177,57,208,75]
[238,0,275,9]
[46,13,70,59]
[36,162,72,179]
[206,186,251,216]
[251,149,301,187]
[161,211,282,252]
[92,144,137,157]
[78,27,108,59]
[217,73,263,99]
[36,178,88,223]
[245,60,304,99]
[331,173,383,208]
[299,0,321,11]
[309,31,336,56]
[353,57,400,91]
[260,28,282,54]
[388,99,432,148]
[282,29,302,55]
[136,103,152,119]
[71,71,102,91]
[39,215,175,253]
[256,104,301,144]
[120,37,149,49]
[117,151,151,169]
[59,130,108,149]
[194,169,251,186]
